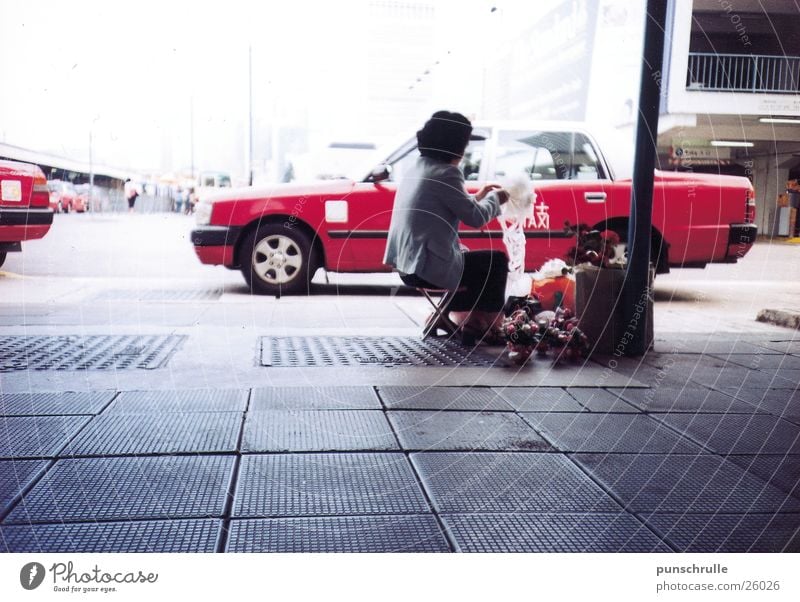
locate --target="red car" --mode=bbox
[0,160,53,268]
[191,123,757,295]
[47,180,80,213]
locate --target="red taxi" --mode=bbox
[0,160,54,268]
[191,123,757,295]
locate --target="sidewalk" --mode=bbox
[2,322,799,552]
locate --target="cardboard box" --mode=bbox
[778,193,790,207]
[790,207,798,238]
[787,179,800,192]
[575,266,653,356]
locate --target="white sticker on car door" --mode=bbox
[325,200,348,223]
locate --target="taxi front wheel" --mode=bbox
[240,223,315,295]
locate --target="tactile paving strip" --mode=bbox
[0,519,222,553]
[389,411,550,451]
[0,460,48,510]
[63,412,242,456]
[572,453,800,513]
[521,413,704,453]
[242,411,398,452]
[4,455,234,523]
[259,336,502,367]
[92,289,223,302]
[643,513,800,552]
[651,413,800,454]
[106,389,248,413]
[234,453,430,517]
[443,513,670,552]
[250,387,381,410]
[0,335,186,371]
[565,388,640,412]
[0,391,115,416]
[493,387,584,412]
[0,416,90,458]
[411,452,621,513]
[378,386,513,411]
[608,387,761,413]
[726,455,800,496]
[226,515,450,552]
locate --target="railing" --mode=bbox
[687,52,800,93]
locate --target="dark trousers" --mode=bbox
[401,250,508,312]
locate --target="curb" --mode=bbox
[756,308,800,330]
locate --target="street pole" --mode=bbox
[623,0,670,356]
[190,96,195,181]
[248,45,253,186]
[88,129,93,210]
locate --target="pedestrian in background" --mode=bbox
[124,179,139,213]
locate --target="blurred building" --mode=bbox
[480,0,800,237]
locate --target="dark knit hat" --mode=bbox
[416,111,472,162]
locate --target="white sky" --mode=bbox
[0,0,491,177]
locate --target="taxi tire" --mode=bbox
[241,223,314,296]
[0,252,5,268]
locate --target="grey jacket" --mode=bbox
[383,156,502,291]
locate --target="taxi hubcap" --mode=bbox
[253,235,302,284]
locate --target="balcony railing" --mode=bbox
[687,52,800,93]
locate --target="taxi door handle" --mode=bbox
[584,192,607,203]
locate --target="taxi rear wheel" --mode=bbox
[241,224,315,295]
[0,252,6,268]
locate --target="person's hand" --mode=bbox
[475,183,502,201]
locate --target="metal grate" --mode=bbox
[259,336,503,367]
[92,289,223,302]
[0,335,186,371]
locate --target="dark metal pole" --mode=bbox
[248,45,253,186]
[623,0,670,356]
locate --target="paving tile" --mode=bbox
[565,388,640,412]
[721,388,800,425]
[443,513,670,552]
[250,386,381,410]
[658,339,774,354]
[0,519,221,552]
[226,516,450,552]
[643,513,800,552]
[106,389,248,413]
[572,454,800,513]
[0,391,114,416]
[521,413,703,453]
[63,413,242,456]
[4,455,234,523]
[756,340,800,354]
[0,460,48,511]
[234,453,429,517]
[693,368,797,390]
[411,452,621,513]
[242,411,398,452]
[710,353,800,371]
[0,416,90,458]
[652,414,800,455]
[379,386,512,411]
[388,411,550,451]
[726,455,800,497]
[493,387,584,412]
[608,387,761,413]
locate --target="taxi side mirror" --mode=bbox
[368,164,391,183]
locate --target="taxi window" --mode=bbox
[388,138,486,182]
[493,131,604,180]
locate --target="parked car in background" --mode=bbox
[74,183,105,213]
[191,121,757,295]
[0,159,53,268]
[47,180,79,213]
